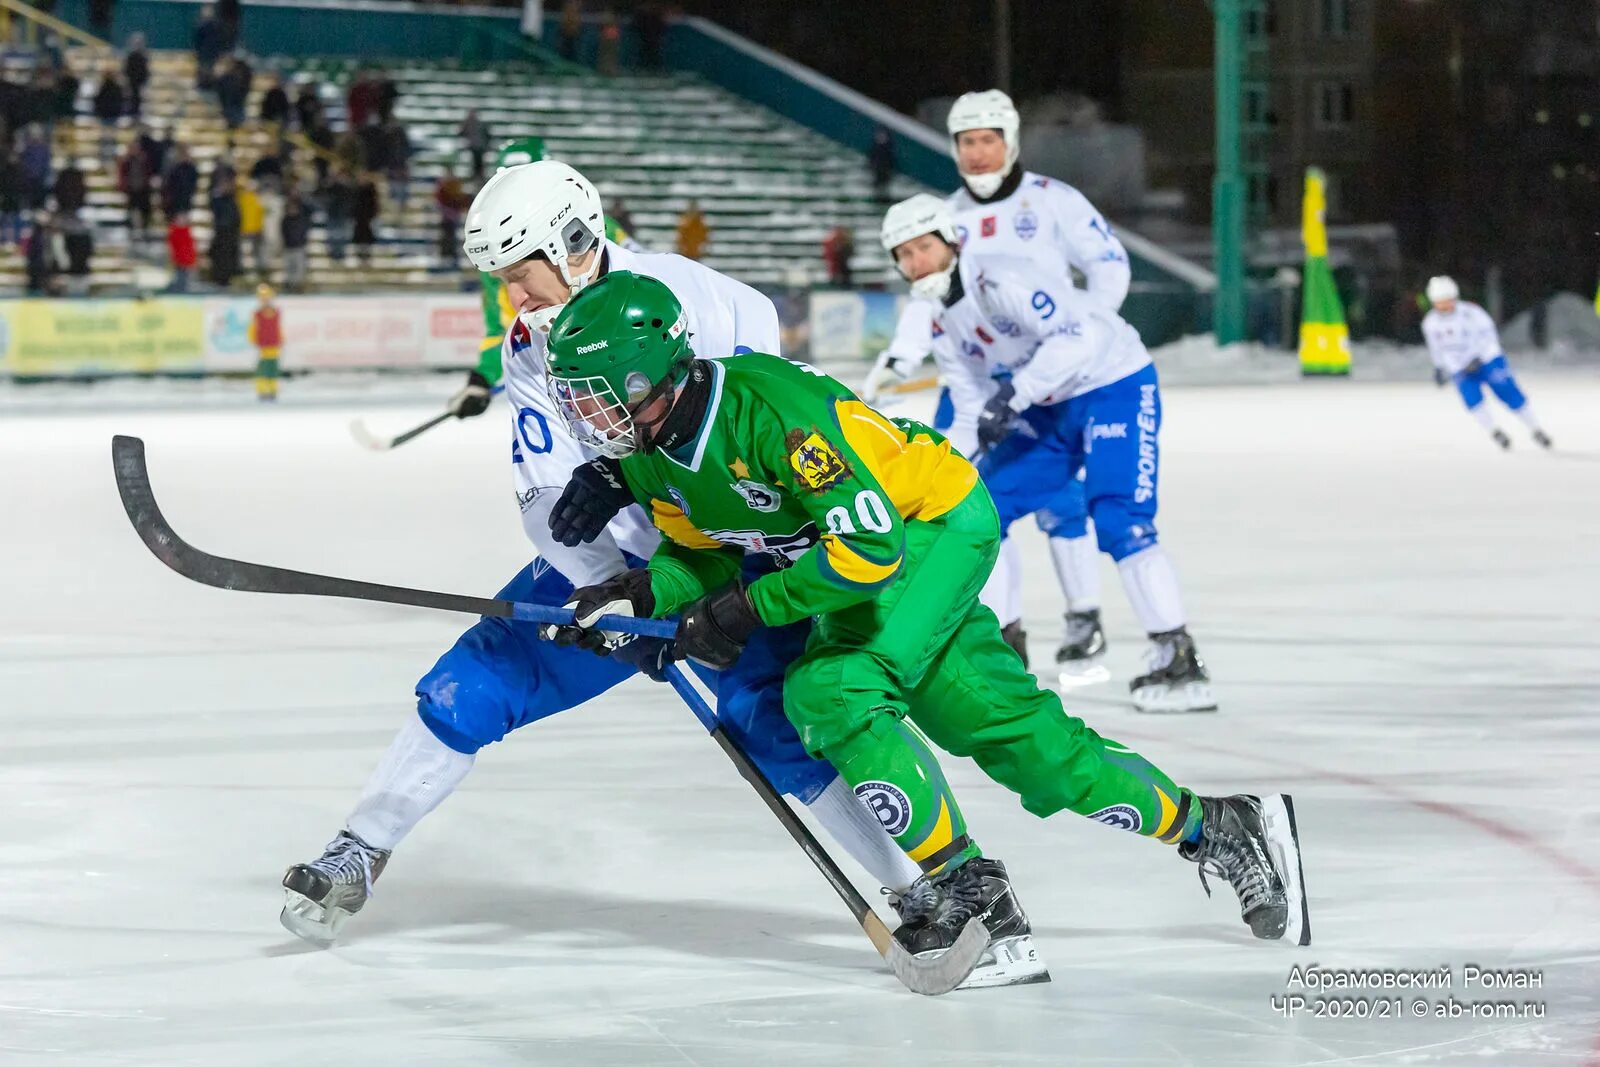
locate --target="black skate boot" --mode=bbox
[1055,609,1110,687]
[1179,794,1311,946]
[1533,429,1553,449]
[1130,628,1217,713]
[280,830,391,946]
[1000,621,1030,669]
[1492,429,1512,450]
[893,857,1049,988]
[883,876,940,938]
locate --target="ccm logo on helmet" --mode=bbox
[549,204,573,227]
[466,243,489,254]
[575,340,609,353]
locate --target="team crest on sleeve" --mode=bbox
[1014,205,1039,241]
[786,430,849,491]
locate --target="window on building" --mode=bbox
[1244,85,1276,127]
[1315,81,1355,128]
[1246,0,1277,39]
[1248,172,1279,215]
[1319,0,1352,38]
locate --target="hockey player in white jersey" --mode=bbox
[881,193,1216,713]
[280,162,927,949]
[1421,275,1551,450]
[865,89,1131,675]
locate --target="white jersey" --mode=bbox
[1421,301,1503,375]
[502,242,782,587]
[931,251,1149,457]
[881,171,1130,370]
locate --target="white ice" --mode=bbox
[3,371,1599,1066]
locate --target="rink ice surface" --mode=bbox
[3,373,1600,1066]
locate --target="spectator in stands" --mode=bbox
[324,164,355,263]
[208,167,241,286]
[306,118,334,188]
[194,6,227,92]
[250,144,286,257]
[137,123,170,177]
[610,196,636,236]
[434,163,469,267]
[281,191,309,290]
[216,0,241,51]
[357,114,386,175]
[822,224,854,288]
[23,212,59,295]
[162,142,199,218]
[635,3,666,70]
[92,65,125,163]
[260,73,290,130]
[238,177,267,279]
[868,125,895,202]
[352,171,379,266]
[457,109,490,182]
[59,211,92,295]
[346,69,380,130]
[88,0,114,38]
[117,136,154,244]
[376,70,398,124]
[208,153,236,201]
[292,76,322,132]
[596,11,620,76]
[51,65,80,128]
[381,118,410,218]
[53,158,86,215]
[19,125,51,212]
[675,199,708,260]
[0,146,19,246]
[216,55,250,130]
[559,0,583,61]
[334,125,366,174]
[124,32,150,118]
[166,211,196,292]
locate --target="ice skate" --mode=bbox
[893,858,1049,988]
[1180,794,1310,946]
[1056,609,1110,688]
[280,830,391,946]
[1492,429,1511,450]
[1130,628,1216,713]
[1000,620,1029,668]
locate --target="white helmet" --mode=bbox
[947,89,1020,199]
[463,161,606,333]
[881,194,960,301]
[1426,275,1460,306]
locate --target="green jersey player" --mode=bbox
[542,271,1312,967]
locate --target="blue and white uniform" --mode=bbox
[1421,301,1536,425]
[926,249,1194,641]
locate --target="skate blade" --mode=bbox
[1057,660,1111,690]
[278,889,348,948]
[1132,681,1218,714]
[1259,793,1312,946]
[955,934,1052,989]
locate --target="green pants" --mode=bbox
[784,487,1203,874]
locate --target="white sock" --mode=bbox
[1468,403,1496,432]
[345,715,477,851]
[806,776,922,892]
[1513,404,1544,433]
[1049,533,1102,613]
[1116,544,1188,635]
[978,536,1023,627]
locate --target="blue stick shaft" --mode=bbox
[507,600,678,640]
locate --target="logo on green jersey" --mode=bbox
[786,429,849,492]
[730,478,781,512]
[701,523,818,567]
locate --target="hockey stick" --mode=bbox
[349,385,506,452]
[110,434,985,995]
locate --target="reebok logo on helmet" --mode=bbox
[576,340,609,353]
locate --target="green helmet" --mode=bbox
[545,271,692,457]
[495,136,546,170]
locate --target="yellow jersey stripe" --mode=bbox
[650,499,723,550]
[820,532,902,586]
[908,798,954,862]
[833,399,977,523]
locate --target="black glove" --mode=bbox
[1434,367,1448,387]
[976,381,1021,453]
[1463,358,1484,375]
[612,635,676,682]
[674,582,762,670]
[542,568,655,652]
[449,370,493,418]
[548,458,633,547]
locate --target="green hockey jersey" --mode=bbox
[618,353,980,626]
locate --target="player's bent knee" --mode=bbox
[1090,503,1159,561]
